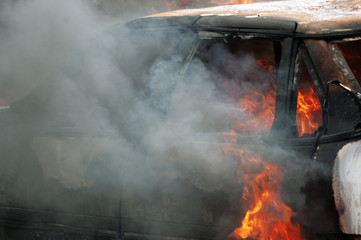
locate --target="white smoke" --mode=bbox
[0,0,331,238]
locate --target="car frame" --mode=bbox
[2,0,361,239]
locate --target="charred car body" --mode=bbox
[1,0,361,239]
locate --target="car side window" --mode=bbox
[173,38,280,136]
[304,40,361,135]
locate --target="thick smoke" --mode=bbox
[0,0,331,238]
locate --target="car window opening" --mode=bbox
[304,40,361,135]
[192,38,278,136]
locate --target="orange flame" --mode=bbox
[296,87,322,137]
[224,146,304,240]
[232,59,322,137]
[224,59,307,239]
[226,59,276,136]
[235,88,276,135]
[236,85,322,137]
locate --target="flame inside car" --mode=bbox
[193,38,322,239]
[224,86,306,240]
[227,59,322,137]
[210,42,321,238]
[223,84,321,239]
[297,87,322,137]
[225,59,276,136]
[223,64,305,239]
[4,0,361,239]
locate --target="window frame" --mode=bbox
[180,34,286,137]
[167,32,361,146]
[282,37,361,148]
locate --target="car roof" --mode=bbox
[129,0,361,38]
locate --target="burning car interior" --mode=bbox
[2,0,361,240]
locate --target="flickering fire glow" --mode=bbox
[224,108,304,240]
[224,59,276,136]
[223,59,320,240]
[231,61,322,137]
[224,148,304,240]
[163,0,254,10]
[297,87,322,137]
[194,36,320,239]
[235,88,276,135]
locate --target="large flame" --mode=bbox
[224,59,309,239]
[223,131,304,240]
[225,149,304,240]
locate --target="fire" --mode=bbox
[296,87,322,137]
[231,60,322,137]
[225,59,306,239]
[225,59,276,136]
[235,88,276,135]
[226,150,303,240]
[235,85,322,137]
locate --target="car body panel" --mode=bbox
[136,0,361,37]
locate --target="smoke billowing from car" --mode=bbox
[0,0,330,239]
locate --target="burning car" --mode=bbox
[1,0,361,239]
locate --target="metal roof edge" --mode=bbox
[127,15,297,37]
